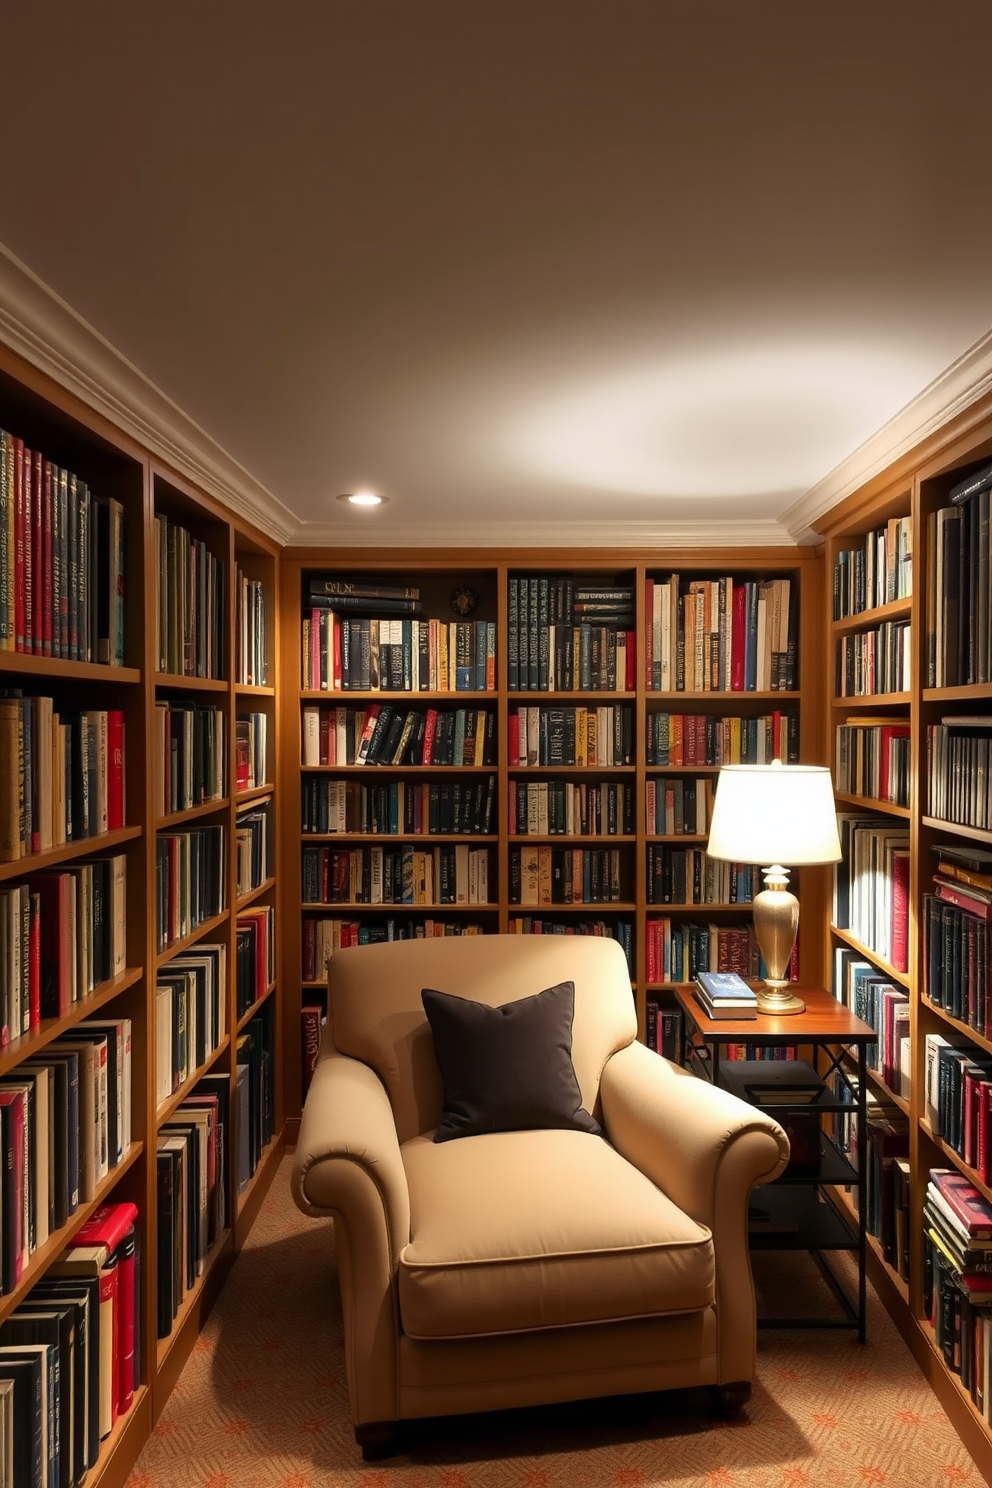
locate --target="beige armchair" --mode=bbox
[292,935,789,1458]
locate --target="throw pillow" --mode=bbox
[421,980,601,1143]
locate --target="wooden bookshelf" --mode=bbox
[813,387,992,1481]
[0,340,285,1487]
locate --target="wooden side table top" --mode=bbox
[673,985,876,1044]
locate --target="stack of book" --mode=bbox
[834,947,910,1096]
[154,701,225,816]
[509,845,624,906]
[303,776,496,837]
[155,825,225,950]
[0,852,127,1036]
[0,428,126,665]
[693,971,759,1020]
[507,576,635,692]
[835,718,911,806]
[645,1003,683,1060]
[303,597,496,694]
[235,711,267,791]
[155,944,226,1105]
[0,698,126,859]
[235,802,271,894]
[304,703,496,768]
[236,905,275,1018]
[644,777,714,836]
[509,780,633,837]
[928,718,992,832]
[644,575,796,693]
[922,842,992,1035]
[924,1032,992,1176]
[926,461,992,689]
[154,514,225,679]
[158,1077,228,1338]
[235,566,267,686]
[508,917,634,972]
[647,847,757,906]
[833,517,913,618]
[836,620,911,697]
[508,705,634,766]
[646,710,799,766]
[302,916,487,977]
[924,1168,992,1413]
[863,1106,910,1280]
[833,814,910,972]
[302,843,492,906]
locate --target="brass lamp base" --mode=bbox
[752,866,806,1016]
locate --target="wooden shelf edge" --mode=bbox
[237,980,278,1032]
[235,1130,284,1239]
[302,900,501,912]
[0,966,144,1078]
[920,1120,992,1208]
[235,876,276,911]
[234,783,275,804]
[0,651,141,684]
[830,692,912,708]
[234,682,275,695]
[156,797,229,830]
[155,672,228,692]
[81,1383,151,1488]
[302,762,497,773]
[831,594,913,634]
[156,1037,231,1128]
[0,825,143,883]
[828,925,911,988]
[920,995,992,1057]
[921,816,992,847]
[301,689,496,701]
[643,690,800,701]
[833,791,911,818]
[0,1142,144,1325]
[303,833,499,844]
[155,910,230,970]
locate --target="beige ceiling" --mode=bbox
[1,1,992,545]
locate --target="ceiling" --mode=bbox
[1,1,992,546]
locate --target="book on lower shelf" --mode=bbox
[923,1033,992,1179]
[924,1169,992,1415]
[235,568,267,687]
[833,518,913,618]
[509,845,625,906]
[644,778,713,837]
[236,1012,274,1193]
[646,918,765,984]
[235,712,268,792]
[509,779,633,837]
[303,612,496,693]
[236,907,274,1018]
[922,850,992,1038]
[927,718,992,833]
[835,621,910,697]
[508,705,633,767]
[644,574,795,693]
[235,802,271,895]
[302,844,491,906]
[157,1081,228,1339]
[154,514,225,680]
[926,477,992,689]
[834,718,911,807]
[154,701,224,815]
[155,826,225,950]
[646,710,799,766]
[833,947,910,1097]
[833,814,910,973]
[644,1002,683,1060]
[302,775,496,837]
[647,847,757,905]
[301,1004,325,1098]
[155,946,226,1105]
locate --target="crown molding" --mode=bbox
[289,516,804,548]
[780,326,992,541]
[0,241,297,545]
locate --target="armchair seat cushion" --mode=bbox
[398,1128,715,1340]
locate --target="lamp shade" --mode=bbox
[706,762,842,866]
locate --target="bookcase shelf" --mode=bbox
[238,979,278,1032]
[236,874,276,910]
[833,791,910,818]
[155,908,231,969]
[156,1036,231,1127]
[0,965,144,1078]
[920,1121,992,1210]
[921,814,992,846]
[0,651,143,684]
[0,822,143,882]
[156,797,230,828]
[236,783,275,804]
[154,672,229,693]
[156,1227,232,1372]
[920,994,992,1057]
[829,924,911,989]
[831,594,913,633]
[235,683,276,696]
[831,691,912,708]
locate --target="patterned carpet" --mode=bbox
[127,1154,977,1488]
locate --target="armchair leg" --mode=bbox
[355,1422,401,1460]
[708,1382,751,1419]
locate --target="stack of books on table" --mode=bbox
[694,971,759,1020]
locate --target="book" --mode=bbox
[694,988,757,1020]
[695,971,756,999]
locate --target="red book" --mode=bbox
[75,1200,140,1254]
[932,1169,992,1237]
[508,712,519,766]
[235,737,250,792]
[934,877,992,919]
[730,584,746,691]
[890,850,910,972]
[32,451,42,656]
[878,724,910,802]
[115,1227,136,1415]
[28,873,73,1018]
[625,630,636,692]
[100,1251,120,1428]
[301,1005,323,1095]
[27,890,40,1030]
[423,709,438,766]
[332,615,342,689]
[106,710,126,831]
[0,1089,25,1286]
[981,1084,992,1187]
[22,450,33,654]
[13,437,24,651]
[41,460,53,657]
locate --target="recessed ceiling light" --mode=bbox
[338,490,387,507]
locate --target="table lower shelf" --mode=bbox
[748,1184,859,1251]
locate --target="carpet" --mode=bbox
[127,1155,977,1488]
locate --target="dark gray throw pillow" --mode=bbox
[421,980,601,1143]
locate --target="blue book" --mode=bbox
[696,971,756,1000]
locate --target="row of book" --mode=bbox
[155,945,227,1107]
[507,917,634,973]
[508,706,634,767]
[644,575,796,693]
[302,777,496,838]
[0,1013,132,1292]
[507,578,635,692]
[235,567,268,687]
[645,918,768,984]
[645,777,713,837]
[846,1096,910,1282]
[509,847,625,906]
[2,1199,141,1487]
[834,719,910,806]
[302,703,496,769]
[235,711,268,793]
[645,1004,682,1060]
[922,842,992,1036]
[236,906,275,1019]
[834,947,910,1097]
[833,815,909,972]
[236,1013,275,1192]
[928,719,992,832]
[158,1080,228,1338]
[508,780,633,837]
[924,1168,992,1417]
[155,826,225,951]
[924,1032,992,1175]
[647,848,758,907]
[303,611,497,693]
[645,710,799,767]
[0,698,125,862]
[835,620,911,697]
[0,854,126,1037]
[302,844,491,906]
[926,470,992,689]
[155,514,225,680]
[0,429,126,665]
[154,701,224,818]
[301,916,486,980]
[832,516,913,619]
[235,804,271,895]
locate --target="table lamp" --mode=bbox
[706,760,842,1015]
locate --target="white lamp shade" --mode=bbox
[706,762,842,866]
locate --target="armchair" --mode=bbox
[292,935,788,1457]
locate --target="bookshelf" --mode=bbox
[814,388,992,1480]
[279,548,822,1114]
[0,344,284,1488]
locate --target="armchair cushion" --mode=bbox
[422,980,600,1142]
[398,1128,714,1340]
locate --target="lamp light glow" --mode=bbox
[338,490,385,507]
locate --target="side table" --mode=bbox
[673,985,876,1342]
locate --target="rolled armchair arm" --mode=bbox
[291,1050,410,1428]
[599,1039,789,1386]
